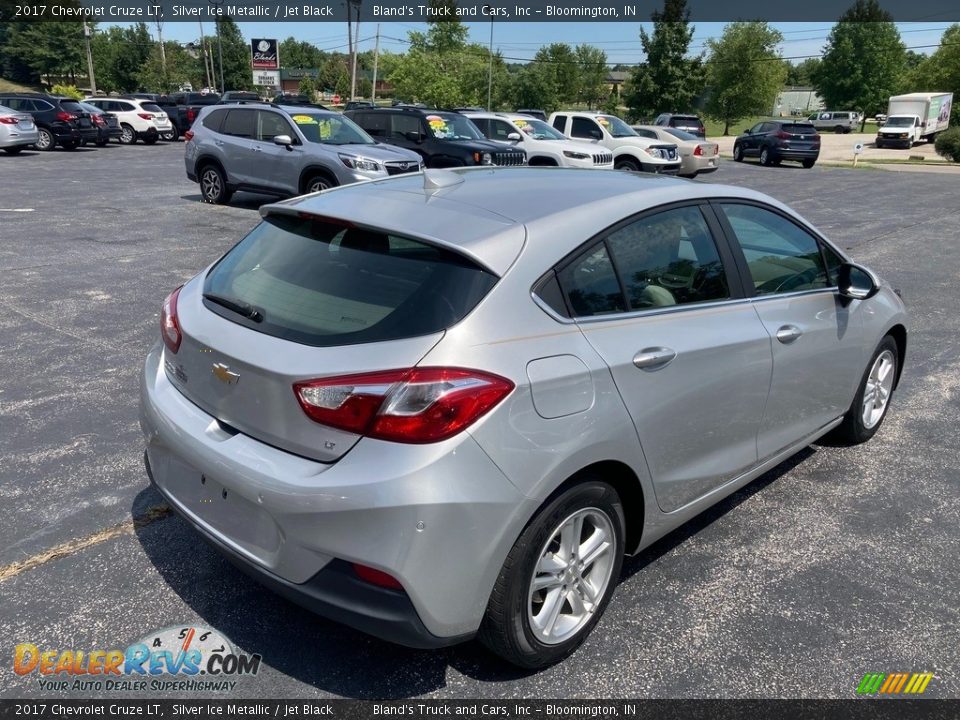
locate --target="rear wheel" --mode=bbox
[614,157,640,172]
[95,138,108,147]
[479,480,625,669]
[732,143,744,162]
[119,124,137,145]
[759,147,773,166]
[35,127,55,151]
[199,164,232,204]
[834,125,845,134]
[802,158,816,169]
[160,125,179,142]
[60,139,79,150]
[831,336,899,445]
[3,146,24,155]
[141,134,158,145]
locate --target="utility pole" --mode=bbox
[371,24,380,102]
[208,0,225,93]
[486,15,493,110]
[349,0,361,101]
[199,20,213,90]
[155,20,167,88]
[83,21,97,95]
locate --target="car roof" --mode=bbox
[261,168,784,275]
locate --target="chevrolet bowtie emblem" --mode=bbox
[212,363,240,385]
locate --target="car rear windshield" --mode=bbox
[664,128,699,141]
[670,116,701,125]
[782,123,816,134]
[202,214,498,347]
[60,101,85,113]
[141,103,163,113]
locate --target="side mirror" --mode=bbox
[506,132,522,141]
[838,262,879,301]
[273,134,293,150]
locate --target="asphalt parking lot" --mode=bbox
[2,143,959,699]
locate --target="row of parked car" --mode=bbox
[182,102,723,205]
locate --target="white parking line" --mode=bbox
[0,208,35,213]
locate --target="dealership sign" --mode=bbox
[252,70,280,88]
[251,38,279,70]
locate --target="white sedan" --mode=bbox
[632,125,720,178]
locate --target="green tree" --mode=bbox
[139,41,199,93]
[319,54,350,95]
[509,62,559,112]
[626,0,704,121]
[3,22,86,84]
[704,22,787,135]
[575,44,609,109]
[785,58,821,86]
[213,17,250,90]
[812,0,906,129]
[91,24,151,92]
[534,43,578,105]
[904,25,960,124]
[279,37,323,69]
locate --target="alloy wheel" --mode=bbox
[527,507,616,645]
[862,349,895,429]
[201,169,222,202]
[36,129,52,151]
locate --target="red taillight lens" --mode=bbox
[186,108,196,124]
[0,116,18,125]
[294,367,514,443]
[93,115,106,127]
[160,286,183,354]
[138,113,154,120]
[56,111,76,122]
[352,563,404,590]
[776,130,792,139]
[693,145,703,156]
[183,130,195,142]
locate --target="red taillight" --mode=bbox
[352,563,404,590]
[776,130,792,139]
[160,286,183,354]
[93,115,106,127]
[138,113,154,120]
[186,108,196,124]
[0,116,17,125]
[693,145,703,156]
[183,130,195,142]
[56,111,76,122]
[294,367,514,443]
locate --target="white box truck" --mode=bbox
[876,92,953,148]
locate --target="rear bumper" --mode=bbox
[139,342,533,644]
[773,147,820,160]
[0,129,39,147]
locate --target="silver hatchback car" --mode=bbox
[141,168,907,668]
[184,103,423,203]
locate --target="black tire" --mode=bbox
[3,146,24,155]
[478,480,625,669]
[802,159,816,169]
[95,138,108,147]
[732,144,744,162]
[160,125,179,142]
[304,173,336,194]
[60,140,79,151]
[35,127,55,151]
[875,140,884,149]
[199,164,232,204]
[834,126,845,134]
[141,134,158,145]
[759,146,773,166]
[614,157,640,172]
[119,124,137,145]
[830,335,899,446]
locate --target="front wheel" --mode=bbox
[478,480,625,669]
[831,336,899,445]
[305,174,335,194]
[732,144,744,162]
[614,157,640,172]
[3,146,24,155]
[802,159,816,169]
[119,124,137,145]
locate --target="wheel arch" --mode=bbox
[886,323,907,390]
[528,155,559,167]
[195,155,228,182]
[298,165,338,194]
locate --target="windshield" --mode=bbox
[513,117,566,140]
[289,112,375,145]
[885,117,914,127]
[597,115,637,138]
[425,113,484,140]
[664,128,699,141]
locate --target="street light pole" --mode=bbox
[349,0,361,101]
[486,10,493,110]
[83,21,97,95]
[208,0,225,93]
[371,24,380,102]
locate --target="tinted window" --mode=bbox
[289,112,374,145]
[59,101,84,113]
[557,244,625,317]
[719,204,829,295]
[391,113,421,139]
[664,128,699,141]
[257,110,292,142]
[117,102,136,112]
[141,103,163,113]
[782,123,816,134]
[33,100,54,111]
[3,98,24,110]
[354,112,388,137]
[570,117,601,140]
[552,114,567,132]
[203,216,498,347]
[634,128,657,139]
[669,115,699,126]
[606,206,729,309]
[202,108,228,132]
[221,109,256,138]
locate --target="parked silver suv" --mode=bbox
[807,110,862,134]
[185,103,423,203]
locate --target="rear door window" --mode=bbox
[222,109,256,138]
[391,114,421,140]
[202,109,228,132]
[203,215,498,347]
[556,244,625,317]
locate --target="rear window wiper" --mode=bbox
[203,293,264,323]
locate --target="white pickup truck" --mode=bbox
[548,111,682,174]
[876,92,953,148]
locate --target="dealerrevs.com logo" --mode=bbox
[14,625,261,693]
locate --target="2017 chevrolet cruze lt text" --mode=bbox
[140,168,907,668]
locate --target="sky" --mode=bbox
[114,21,954,65]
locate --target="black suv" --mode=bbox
[344,107,525,168]
[654,113,706,139]
[733,120,821,168]
[0,93,98,151]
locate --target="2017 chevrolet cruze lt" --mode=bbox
[141,168,907,668]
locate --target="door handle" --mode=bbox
[633,347,677,371]
[214,139,223,146]
[776,325,803,344]
[252,146,262,152]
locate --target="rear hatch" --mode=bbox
[60,101,94,130]
[141,102,170,127]
[778,123,819,150]
[165,213,500,463]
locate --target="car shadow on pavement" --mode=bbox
[180,193,269,211]
[132,486,532,698]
